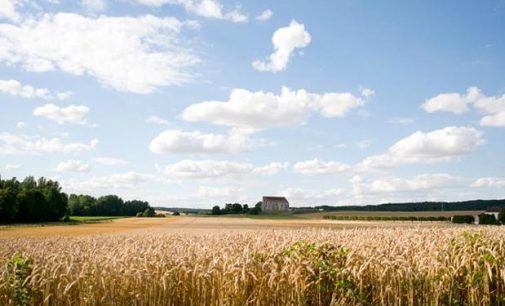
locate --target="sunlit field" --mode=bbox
[1,218,505,305]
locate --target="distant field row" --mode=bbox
[298,210,485,219]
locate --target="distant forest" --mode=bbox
[0,176,153,224]
[310,199,505,212]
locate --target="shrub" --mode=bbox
[478,213,498,225]
[451,215,475,224]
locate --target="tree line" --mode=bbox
[323,215,450,222]
[211,202,262,215]
[313,199,505,212]
[0,176,154,223]
[68,194,154,217]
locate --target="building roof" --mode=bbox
[263,196,288,202]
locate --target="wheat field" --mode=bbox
[1,223,505,306]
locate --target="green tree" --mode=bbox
[499,208,505,224]
[211,205,221,215]
[479,213,498,225]
[0,188,17,223]
[142,207,155,217]
[16,189,46,222]
[95,195,124,216]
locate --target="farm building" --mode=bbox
[262,196,289,211]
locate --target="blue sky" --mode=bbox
[1,0,504,208]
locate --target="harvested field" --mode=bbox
[0,216,457,238]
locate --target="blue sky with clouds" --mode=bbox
[1,0,504,207]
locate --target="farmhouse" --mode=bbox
[262,196,289,211]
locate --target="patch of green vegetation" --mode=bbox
[69,216,125,222]
[7,253,33,306]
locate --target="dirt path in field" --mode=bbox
[0,216,457,238]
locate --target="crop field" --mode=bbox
[1,217,505,305]
[297,210,485,219]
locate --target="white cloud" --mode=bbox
[280,187,343,205]
[357,126,484,171]
[134,0,247,23]
[16,121,25,128]
[252,20,311,72]
[164,160,253,178]
[81,0,106,12]
[55,160,91,172]
[368,174,463,193]
[255,9,272,21]
[5,163,20,170]
[33,104,89,124]
[0,79,72,100]
[0,13,199,94]
[197,186,242,198]
[149,128,252,154]
[360,87,375,99]
[422,87,479,114]
[251,162,287,175]
[351,174,464,197]
[293,158,350,175]
[163,159,284,179]
[357,139,372,150]
[388,117,415,124]
[182,87,369,130]
[92,157,129,166]
[472,177,505,188]
[64,171,152,192]
[0,132,98,155]
[145,115,170,126]
[0,79,45,98]
[0,0,20,22]
[423,87,505,127]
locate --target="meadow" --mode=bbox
[1,217,505,305]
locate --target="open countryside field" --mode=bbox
[0,215,459,238]
[297,210,486,219]
[2,217,505,305]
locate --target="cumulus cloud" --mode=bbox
[357,126,484,171]
[33,104,89,124]
[256,9,272,21]
[251,162,287,175]
[163,159,284,178]
[423,87,505,127]
[182,87,370,130]
[280,188,343,205]
[92,157,129,166]
[0,0,20,21]
[351,174,464,197]
[145,115,170,126]
[422,87,479,114]
[134,0,247,22]
[472,177,505,188]
[293,158,350,175]
[55,160,91,172]
[252,20,311,72]
[64,171,152,192]
[5,163,20,170]
[0,79,71,100]
[0,13,199,93]
[197,186,242,198]
[81,0,106,12]
[149,128,253,154]
[0,132,98,155]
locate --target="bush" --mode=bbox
[499,208,505,224]
[478,213,498,225]
[452,215,475,224]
